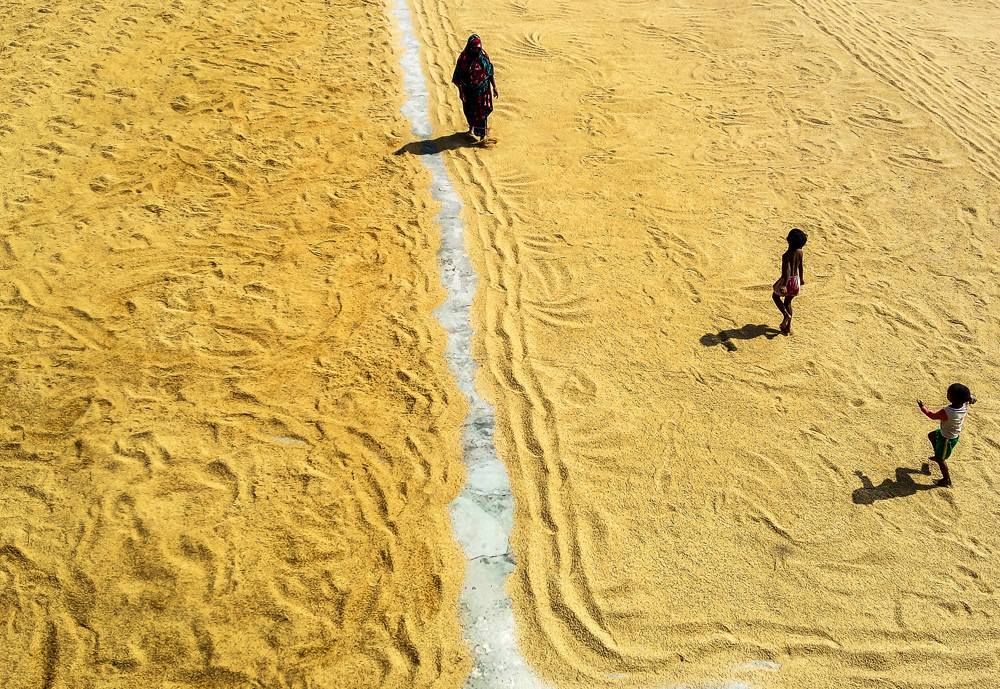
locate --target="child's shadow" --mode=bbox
[852,464,936,505]
[700,324,781,351]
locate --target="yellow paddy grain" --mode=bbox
[0,1,468,687]
[403,0,1000,686]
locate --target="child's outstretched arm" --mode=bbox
[918,399,947,420]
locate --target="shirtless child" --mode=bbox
[772,228,807,335]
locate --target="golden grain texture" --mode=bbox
[405,0,1000,686]
[0,1,469,687]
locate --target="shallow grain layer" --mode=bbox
[404,0,1000,686]
[0,1,469,687]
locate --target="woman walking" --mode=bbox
[452,34,498,142]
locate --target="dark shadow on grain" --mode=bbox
[853,464,938,504]
[395,132,479,156]
[700,323,781,351]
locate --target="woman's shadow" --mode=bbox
[852,464,937,504]
[395,133,479,156]
[700,323,781,351]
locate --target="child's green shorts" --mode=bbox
[934,429,959,460]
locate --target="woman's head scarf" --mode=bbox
[452,34,493,94]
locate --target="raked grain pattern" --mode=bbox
[403,0,1000,687]
[0,1,469,688]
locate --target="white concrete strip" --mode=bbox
[388,1,547,687]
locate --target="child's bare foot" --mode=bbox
[933,479,952,487]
